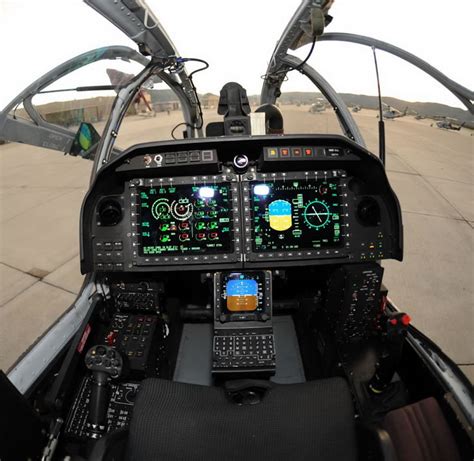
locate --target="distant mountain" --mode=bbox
[251,92,473,125]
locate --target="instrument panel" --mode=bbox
[81,135,403,273]
[129,175,241,265]
[243,170,348,261]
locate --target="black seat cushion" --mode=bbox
[126,377,357,461]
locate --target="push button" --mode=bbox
[291,147,302,157]
[267,147,278,158]
[165,153,176,164]
[177,152,188,163]
[202,150,214,161]
[280,147,290,157]
[189,151,201,162]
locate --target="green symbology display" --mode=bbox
[251,179,342,252]
[137,184,233,256]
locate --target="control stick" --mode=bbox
[84,345,123,438]
[369,312,411,394]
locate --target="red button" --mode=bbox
[106,331,117,345]
[304,148,313,156]
[281,148,289,157]
[401,314,411,326]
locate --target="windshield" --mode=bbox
[0,0,472,383]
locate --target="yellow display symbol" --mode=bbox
[269,200,292,231]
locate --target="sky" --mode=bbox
[0,0,472,109]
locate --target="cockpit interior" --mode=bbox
[1,0,472,460]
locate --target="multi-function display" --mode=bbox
[222,272,265,313]
[250,179,342,252]
[137,184,233,256]
[214,270,271,323]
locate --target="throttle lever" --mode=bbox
[84,345,123,438]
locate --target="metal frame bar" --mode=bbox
[0,46,150,153]
[318,33,473,114]
[271,54,366,146]
[7,278,96,394]
[84,0,202,139]
[261,0,364,146]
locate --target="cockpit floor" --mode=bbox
[173,316,305,386]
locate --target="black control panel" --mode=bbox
[81,135,402,274]
[116,148,218,172]
[110,280,162,312]
[65,377,139,440]
[263,145,349,160]
[323,263,384,343]
[104,313,165,376]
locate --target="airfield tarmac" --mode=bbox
[0,106,472,382]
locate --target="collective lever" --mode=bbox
[84,345,123,438]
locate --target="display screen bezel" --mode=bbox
[129,175,241,266]
[242,170,350,262]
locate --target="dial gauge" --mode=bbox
[303,200,331,229]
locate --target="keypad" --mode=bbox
[213,330,276,370]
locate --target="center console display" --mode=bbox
[250,178,342,252]
[215,271,271,322]
[137,184,233,256]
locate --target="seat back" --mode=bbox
[383,397,462,461]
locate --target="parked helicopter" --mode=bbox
[432,117,466,131]
[379,104,408,120]
[308,98,327,113]
[0,1,472,460]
